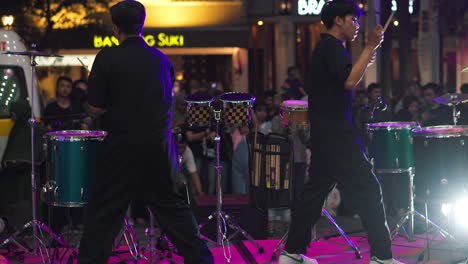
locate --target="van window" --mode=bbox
[0,66,28,118]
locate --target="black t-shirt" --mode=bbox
[88,37,174,136]
[44,101,87,131]
[308,33,353,126]
[423,104,452,126]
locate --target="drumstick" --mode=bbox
[77,57,90,73]
[383,11,395,32]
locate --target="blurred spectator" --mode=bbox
[264,90,276,120]
[353,83,392,144]
[393,81,423,114]
[280,66,307,100]
[421,82,452,126]
[71,79,98,129]
[231,125,250,194]
[44,76,88,131]
[458,83,468,125]
[253,101,272,135]
[394,96,421,123]
[172,93,187,127]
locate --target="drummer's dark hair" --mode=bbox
[110,0,146,35]
[422,82,443,95]
[321,0,363,29]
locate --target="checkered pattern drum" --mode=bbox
[185,94,214,127]
[219,92,255,126]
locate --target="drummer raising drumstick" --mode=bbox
[278,1,405,264]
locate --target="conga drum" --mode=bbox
[367,122,420,173]
[43,130,107,207]
[219,92,255,127]
[185,94,214,128]
[412,126,468,200]
[280,100,308,127]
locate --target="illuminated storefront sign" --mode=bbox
[93,33,185,48]
[298,0,327,16]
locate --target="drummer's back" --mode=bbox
[91,36,174,137]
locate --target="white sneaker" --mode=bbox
[369,256,405,264]
[279,251,318,264]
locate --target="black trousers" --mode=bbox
[284,120,392,260]
[77,133,213,264]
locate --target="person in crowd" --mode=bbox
[394,96,421,123]
[354,82,392,145]
[172,93,187,127]
[77,1,213,263]
[264,90,277,120]
[44,76,88,131]
[253,101,272,135]
[71,79,97,129]
[458,83,468,125]
[280,66,307,100]
[393,81,423,114]
[421,82,452,126]
[279,1,404,263]
[231,124,250,194]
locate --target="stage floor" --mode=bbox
[1,215,468,263]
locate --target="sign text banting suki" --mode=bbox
[93,33,185,48]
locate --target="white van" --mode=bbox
[0,29,42,164]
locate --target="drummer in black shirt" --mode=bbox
[77,1,213,263]
[421,82,452,126]
[44,76,88,131]
[279,1,404,264]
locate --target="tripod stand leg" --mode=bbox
[270,230,288,261]
[322,209,361,259]
[224,213,264,253]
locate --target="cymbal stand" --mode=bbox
[0,48,68,262]
[198,108,264,263]
[113,217,144,261]
[390,168,455,241]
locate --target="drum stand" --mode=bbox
[0,50,69,262]
[113,217,145,261]
[388,167,455,242]
[197,109,264,262]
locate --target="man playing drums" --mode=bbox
[279,1,404,264]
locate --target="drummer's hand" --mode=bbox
[367,25,384,50]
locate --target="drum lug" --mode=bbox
[368,132,373,141]
[394,131,400,141]
[80,146,84,153]
[395,157,399,168]
[424,140,428,148]
[81,187,84,200]
[461,139,465,146]
[54,186,59,199]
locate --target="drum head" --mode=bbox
[185,94,214,103]
[367,121,420,130]
[282,100,308,111]
[219,92,255,104]
[45,130,107,141]
[412,125,468,138]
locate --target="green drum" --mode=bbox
[367,122,420,173]
[43,130,107,207]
